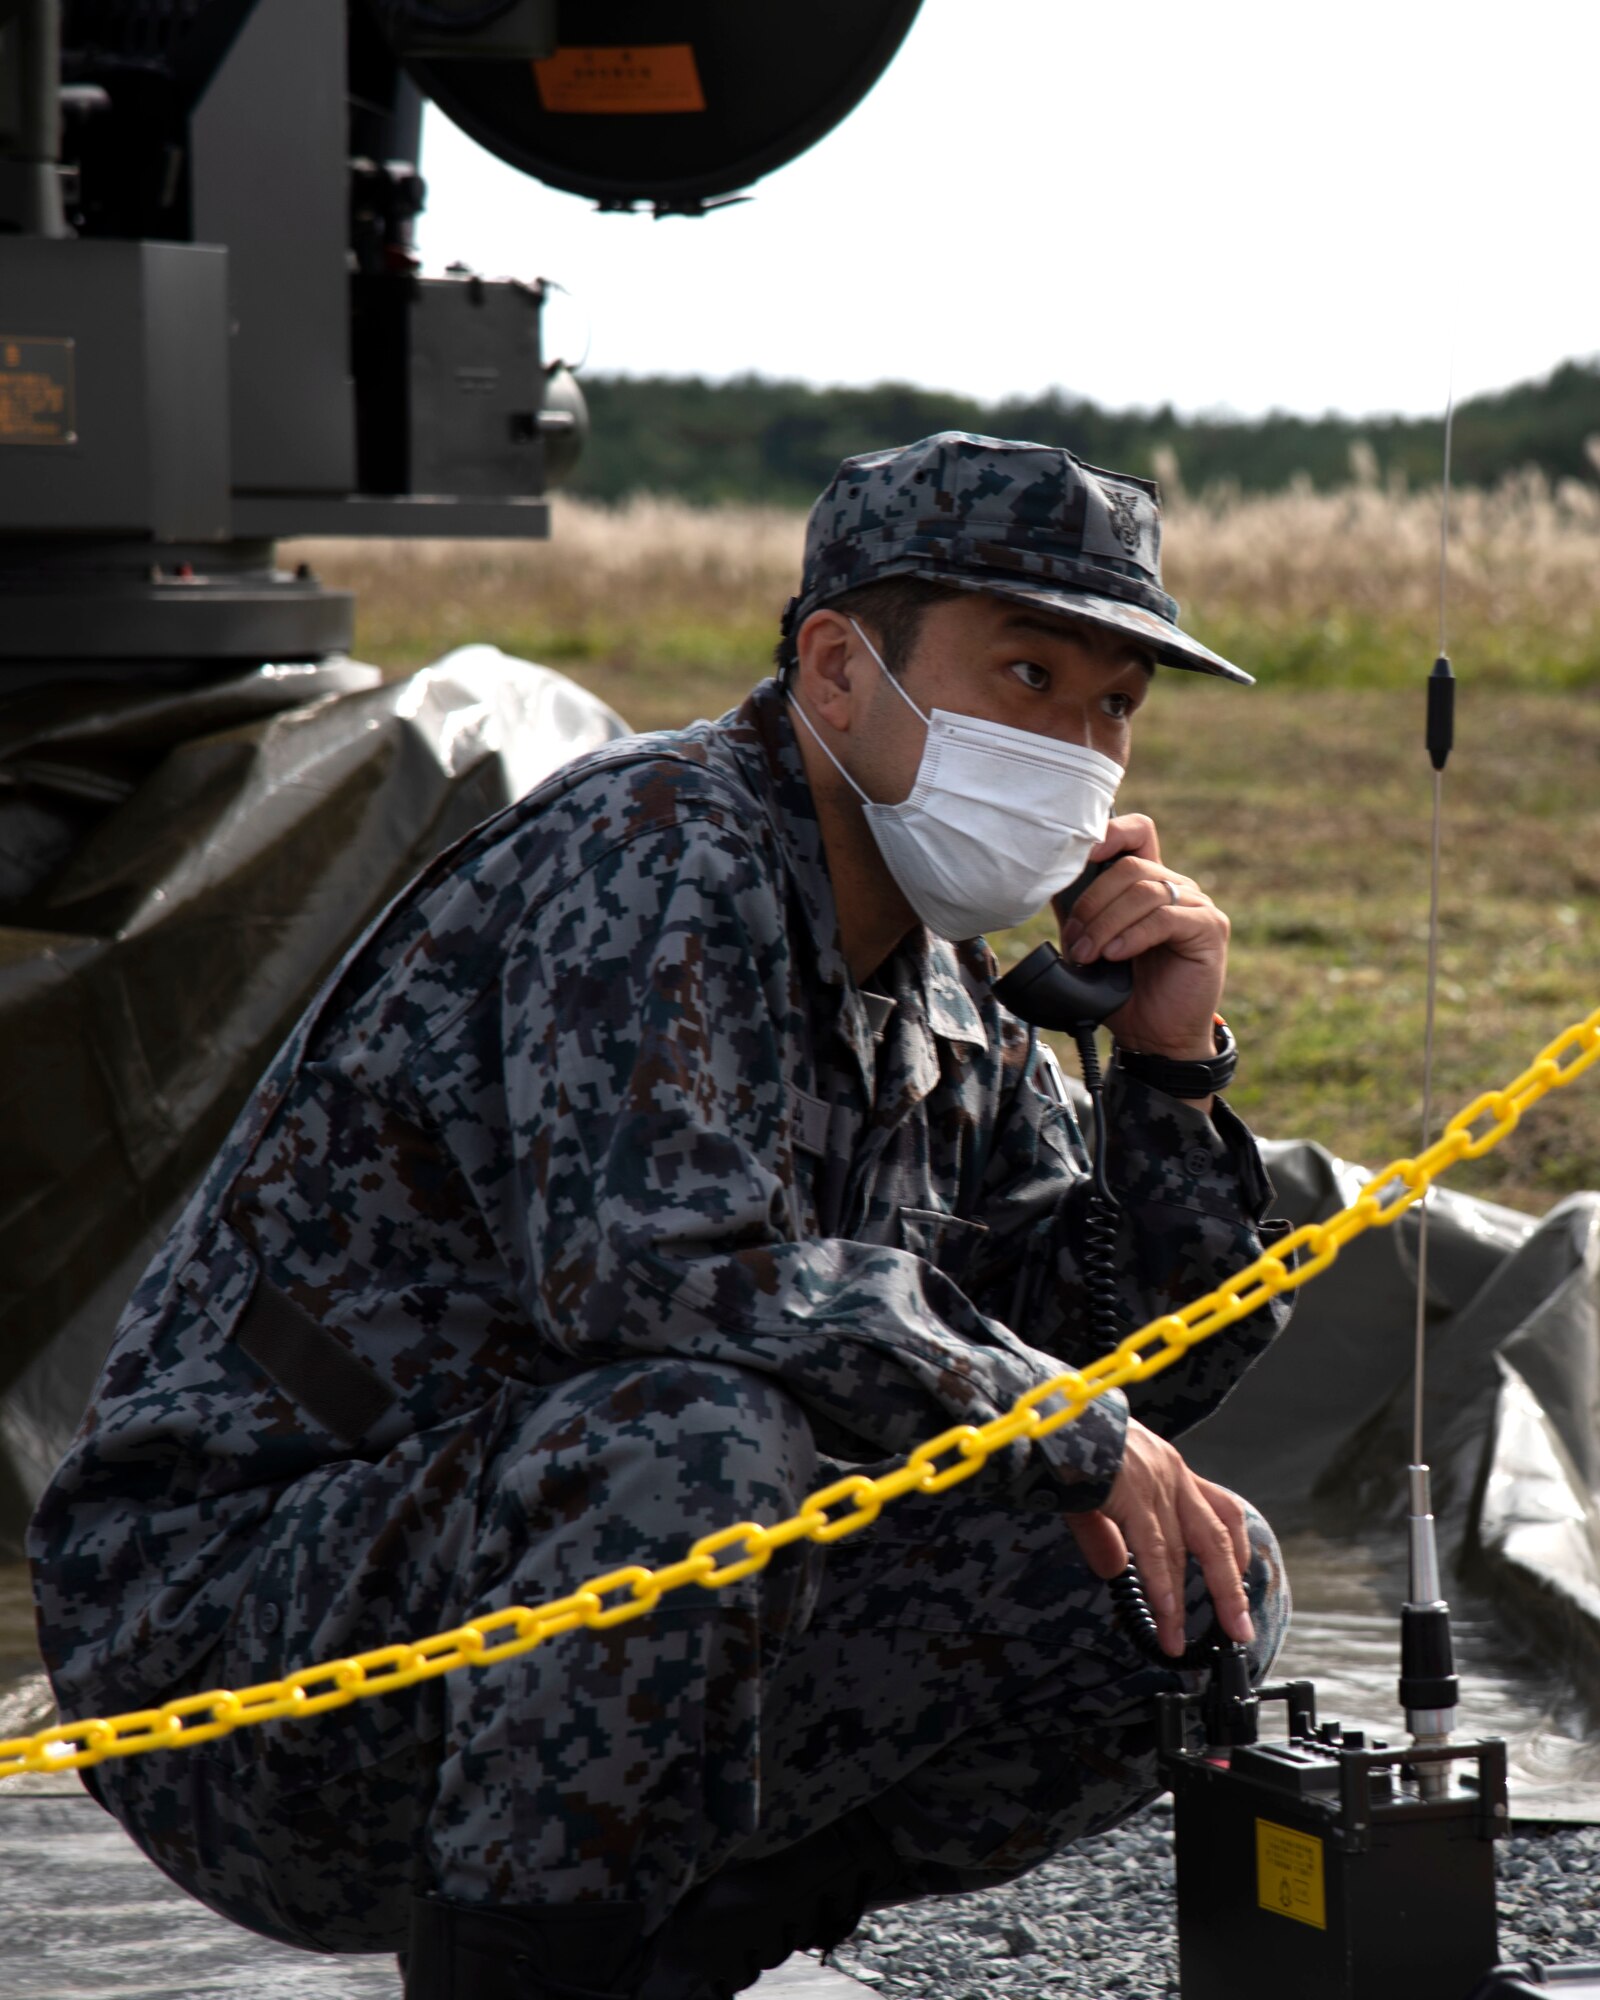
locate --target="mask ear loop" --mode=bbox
[846,617,933,728]
[785,615,930,805]
[786,689,873,807]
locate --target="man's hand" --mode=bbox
[1065,1416,1256,1658]
[1055,813,1227,1065]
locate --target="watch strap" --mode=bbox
[1113,1016,1238,1098]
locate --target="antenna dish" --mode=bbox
[398,0,923,213]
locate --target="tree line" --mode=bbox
[567,358,1600,508]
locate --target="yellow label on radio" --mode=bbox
[1256,1818,1327,1929]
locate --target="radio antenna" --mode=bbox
[1401,374,1460,1800]
[1413,373,1456,1461]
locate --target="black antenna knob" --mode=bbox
[1427,655,1455,772]
[1399,1601,1460,1714]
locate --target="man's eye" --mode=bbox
[1101,692,1135,719]
[1010,661,1049,692]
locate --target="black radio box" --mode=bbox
[1161,1690,1506,2000]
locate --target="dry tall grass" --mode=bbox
[291,472,1600,703]
[1162,470,1600,683]
[292,496,803,680]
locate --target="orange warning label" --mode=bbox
[0,335,75,445]
[1256,1818,1327,1930]
[533,44,705,115]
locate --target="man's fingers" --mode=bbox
[1206,1561,1256,1647]
[1089,814,1160,866]
[1063,863,1224,970]
[1179,1486,1255,1647]
[1064,1509,1127,1581]
[1126,1521,1188,1657]
[1100,1423,1257,1657]
[1058,847,1173,937]
[1199,1478,1251,1572]
[1082,899,1219,968]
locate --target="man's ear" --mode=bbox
[795,609,865,733]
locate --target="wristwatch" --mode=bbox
[1113,1016,1238,1099]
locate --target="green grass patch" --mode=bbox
[1190,609,1600,689]
[944,677,1600,1217]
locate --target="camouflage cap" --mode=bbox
[782,431,1251,685]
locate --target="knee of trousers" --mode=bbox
[487,1358,821,1583]
[1239,1499,1291,1687]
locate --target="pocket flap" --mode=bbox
[234,1279,398,1446]
[895,1205,989,1275]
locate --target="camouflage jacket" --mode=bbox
[30,679,1289,1707]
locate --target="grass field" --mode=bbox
[286,479,1600,1216]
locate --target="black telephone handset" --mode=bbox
[991,855,1132,1032]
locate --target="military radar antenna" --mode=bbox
[0,0,922,684]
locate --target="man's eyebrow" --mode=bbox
[997,611,1156,674]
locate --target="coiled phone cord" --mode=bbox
[994,935,1223,1674]
[1068,1020,1124,1364]
[1069,1021,1219,1675]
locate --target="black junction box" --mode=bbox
[352,273,555,501]
[1160,1687,1507,2000]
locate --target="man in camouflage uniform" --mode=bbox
[31,434,1292,2000]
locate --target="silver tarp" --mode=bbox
[0,650,627,1545]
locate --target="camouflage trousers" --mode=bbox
[86,1360,1289,1956]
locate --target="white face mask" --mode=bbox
[789,618,1124,941]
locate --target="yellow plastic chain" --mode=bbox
[4,1004,1597,1784]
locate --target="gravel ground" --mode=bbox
[827,1799,1600,1999]
[3,1780,1597,1995]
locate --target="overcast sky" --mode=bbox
[416,0,1598,422]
